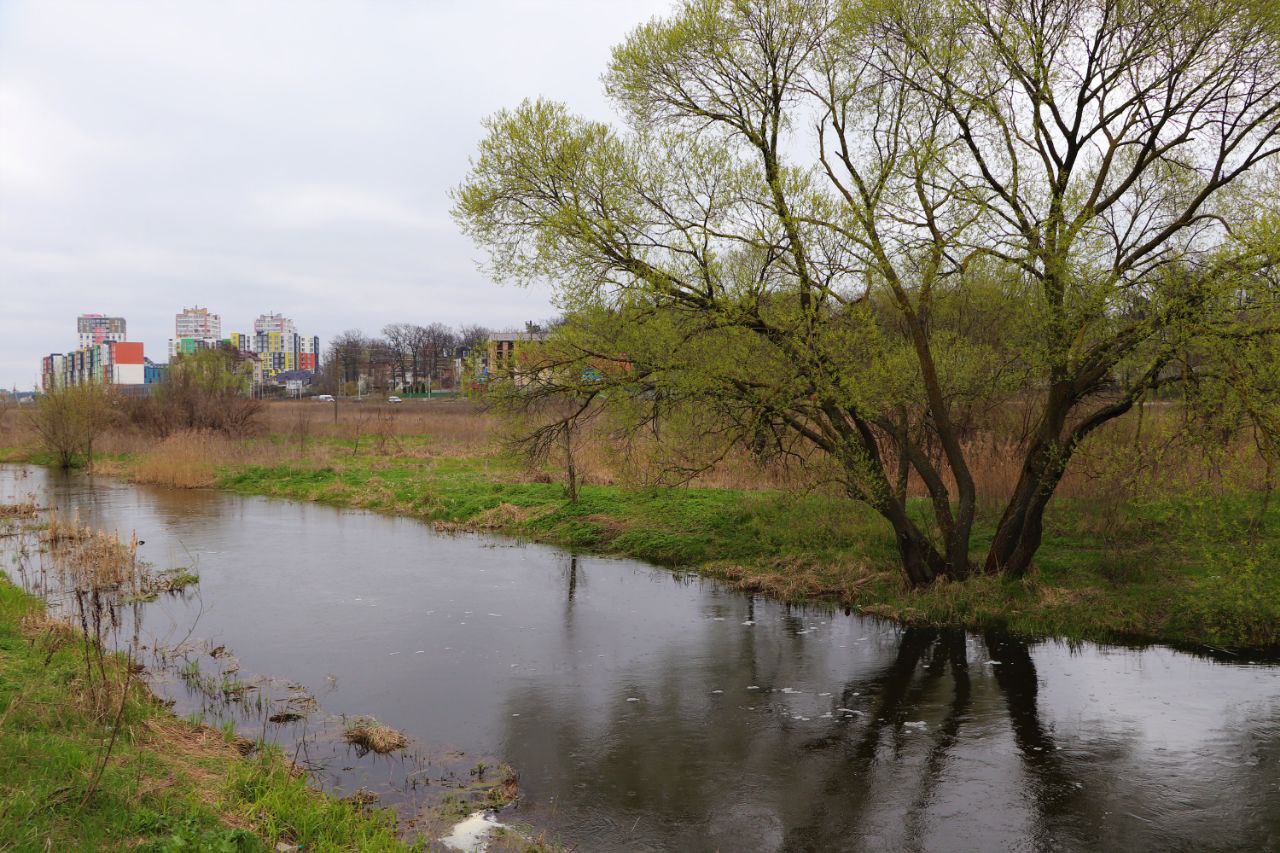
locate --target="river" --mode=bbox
[1,464,1277,851]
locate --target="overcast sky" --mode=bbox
[0,0,672,389]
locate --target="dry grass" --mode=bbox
[130,430,232,488]
[262,399,498,454]
[342,717,408,755]
[5,389,1268,528]
[0,497,39,519]
[43,508,142,592]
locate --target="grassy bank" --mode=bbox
[0,575,414,851]
[3,399,1278,652]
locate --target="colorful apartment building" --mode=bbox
[40,308,317,393]
[42,341,147,391]
[246,313,319,380]
[77,314,127,349]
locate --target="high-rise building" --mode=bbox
[251,313,319,379]
[77,314,126,349]
[176,306,221,339]
[253,312,296,337]
[170,306,223,358]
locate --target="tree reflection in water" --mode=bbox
[499,619,1122,852]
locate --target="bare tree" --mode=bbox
[381,323,416,390]
[418,323,459,389]
[326,330,371,395]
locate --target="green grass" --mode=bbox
[213,446,1280,651]
[0,575,416,851]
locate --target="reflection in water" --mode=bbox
[2,465,1278,852]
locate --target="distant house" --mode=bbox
[485,331,549,379]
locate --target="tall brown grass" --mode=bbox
[129,431,233,488]
[5,393,1266,521]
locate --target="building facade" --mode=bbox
[169,306,223,358]
[42,341,149,391]
[77,314,127,349]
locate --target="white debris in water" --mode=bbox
[388,652,400,656]
[511,713,520,717]
[986,660,1002,665]
[415,650,425,654]
[819,692,831,697]
[742,620,755,626]
[820,712,833,718]
[440,810,507,852]
[626,697,639,702]
[711,689,723,694]
[355,597,362,601]
[903,721,927,730]
[746,685,760,690]
[488,613,502,617]
[781,687,801,694]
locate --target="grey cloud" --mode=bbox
[0,0,671,388]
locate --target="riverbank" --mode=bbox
[4,420,1278,652]
[0,574,413,851]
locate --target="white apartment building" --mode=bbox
[170,306,223,358]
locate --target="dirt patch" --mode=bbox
[437,502,548,533]
[711,557,882,602]
[1037,585,1103,607]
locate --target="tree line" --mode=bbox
[324,323,490,394]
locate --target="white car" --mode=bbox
[387,396,403,403]
[315,394,335,402]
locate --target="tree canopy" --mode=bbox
[455,0,1280,585]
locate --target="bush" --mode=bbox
[24,382,118,469]
[124,349,263,438]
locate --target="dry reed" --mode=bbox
[342,717,408,754]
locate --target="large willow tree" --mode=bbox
[456,0,1280,585]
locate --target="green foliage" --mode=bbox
[454,0,1280,583]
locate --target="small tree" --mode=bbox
[26,382,117,469]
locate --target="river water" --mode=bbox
[1,464,1278,851]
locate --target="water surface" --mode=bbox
[2,465,1277,851]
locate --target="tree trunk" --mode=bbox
[563,426,578,503]
[983,384,1079,577]
[875,496,946,586]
